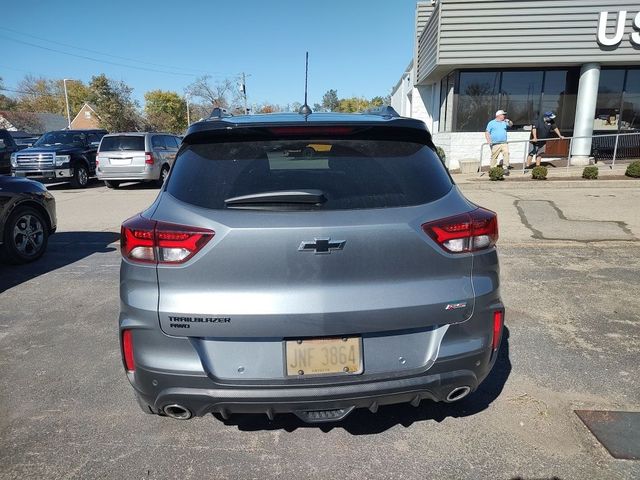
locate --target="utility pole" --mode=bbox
[185,94,191,126]
[63,79,71,128]
[241,72,249,114]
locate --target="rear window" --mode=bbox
[99,135,145,152]
[167,139,452,210]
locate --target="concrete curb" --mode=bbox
[456,179,639,190]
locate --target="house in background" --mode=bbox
[70,103,101,129]
[0,111,68,134]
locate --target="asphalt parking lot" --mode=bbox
[1,179,639,479]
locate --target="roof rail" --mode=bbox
[208,107,233,119]
[362,105,400,117]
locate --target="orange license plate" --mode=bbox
[285,337,362,376]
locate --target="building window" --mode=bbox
[621,69,640,131]
[455,71,499,131]
[450,68,579,132]
[499,71,543,129]
[540,70,578,132]
[594,70,625,131]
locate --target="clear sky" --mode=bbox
[0,0,417,108]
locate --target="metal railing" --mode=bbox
[478,131,640,175]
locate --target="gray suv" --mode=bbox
[119,109,504,423]
[97,133,180,188]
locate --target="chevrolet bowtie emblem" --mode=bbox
[298,238,346,254]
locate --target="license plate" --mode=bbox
[285,337,362,376]
[110,158,131,165]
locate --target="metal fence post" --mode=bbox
[567,136,574,173]
[611,133,620,169]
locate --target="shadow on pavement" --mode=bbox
[44,179,104,191]
[0,231,119,293]
[219,327,512,435]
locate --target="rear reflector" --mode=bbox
[492,310,504,351]
[120,215,214,264]
[145,152,154,164]
[122,330,135,372]
[422,208,498,253]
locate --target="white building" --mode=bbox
[391,0,640,171]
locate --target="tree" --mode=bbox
[335,96,371,113]
[144,90,187,134]
[186,75,240,111]
[0,77,17,111]
[15,75,59,113]
[12,75,90,118]
[321,89,339,112]
[88,74,140,132]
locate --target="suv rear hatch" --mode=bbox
[146,123,477,338]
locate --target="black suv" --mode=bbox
[0,129,22,175]
[11,129,107,188]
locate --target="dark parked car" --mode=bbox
[0,129,22,175]
[0,176,56,264]
[119,108,504,423]
[11,129,107,188]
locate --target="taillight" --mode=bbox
[122,330,135,372]
[492,310,504,351]
[120,215,214,264]
[145,152,154,164]
[422,208,498,253]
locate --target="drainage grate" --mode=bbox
[575,410,640,460]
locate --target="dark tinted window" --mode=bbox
[164,135,179,149]
[35,131,85,147]
[87,132,105,145]
[167,140,452,210]
[152,136,166,149]
[99,135,145,151]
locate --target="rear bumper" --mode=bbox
[97,166,159,181]
[129,341,498,422]
[133,363,486,422]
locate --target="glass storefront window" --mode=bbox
[540,70,577,131]
[621,69,640,131]
[455,71,500,131]
[594,70,625,131]
[500,71,543,129]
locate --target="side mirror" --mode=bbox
[90,141,100,147]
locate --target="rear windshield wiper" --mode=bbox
[224,189,327,207]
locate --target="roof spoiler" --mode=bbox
[362,105,400,118]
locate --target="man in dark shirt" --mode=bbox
[526,112,564,168]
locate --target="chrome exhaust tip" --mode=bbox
[163,404,193,420]
[446,386,471,402]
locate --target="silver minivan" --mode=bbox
[96,133,181,188]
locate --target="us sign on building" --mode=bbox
[597,10,640,46]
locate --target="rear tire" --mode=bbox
[70,164,89,188]
[1,206,49,264]
[302,146,315,158]
[157,164,170,187]
[104,180,121,189]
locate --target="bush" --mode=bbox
[531,166,548,180]
[582,166,599,179]
[626,161,640,178]
[489,166,504,181]
[436,146,446,163]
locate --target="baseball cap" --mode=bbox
[544,111,557,119]
[495,109,507,116]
